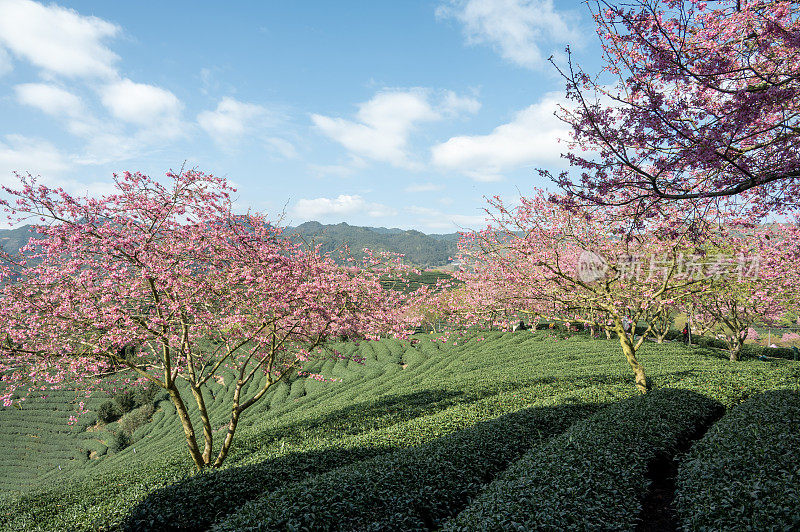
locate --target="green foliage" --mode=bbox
[97,400,121,424]
[214,402,595,531]
[444,389,724,531]
[114,390,137,414]
[285,221,459,268]
[675,389,800,530]
[118,404,155,439]
[79,439,108,458]
[690,335,797,360]
[122,446,384,531]
[108,431,132,454]
[74,411,98,431]
[133,383,165,406]
[0,333,797,531]
[381,270,459,293]
[0,388,109,492]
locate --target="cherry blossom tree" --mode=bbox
[686,219,799,360]
[546,0,800,216]
[0,170,409,470]
[643,304,677,344]
[457,190,707,393]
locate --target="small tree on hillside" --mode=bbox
[0,170,410,470]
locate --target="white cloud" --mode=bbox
[293,194,396,220]
[0,135,73,185]
[431,91,570,181]
[312,90,440,168]
[437,0,579,69]
[405,182,445,193]
[0,47,11,77]
[67,111,184,165]
[441,90,481,116]
[0,4,188,168]
[197,97,276,146]
[265,137,298,159]
[307,164,354,178]
[12,82,169,165]
[100,78,183,128]
[75,130,145,165]
[15,83,83,116]
[312,89,478,169]
[0,0,119,78]
[407,205,487,232]
[307,157,367,178]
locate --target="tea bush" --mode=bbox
[114,389,138,414]
[213,402,595,531]
[97,401,121,424]
[444,389,724,531]
[675,389,800,530]
[0,332,797,530]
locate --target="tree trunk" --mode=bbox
[214,381,244,467]
[214,408,240,467]
[190,384,214,464]
[168,386,206,470]
[618,331,647,393]
[729,338,743,362]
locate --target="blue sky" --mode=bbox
[0,0,603,232]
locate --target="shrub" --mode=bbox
[213,402,595,531]
[695,335,729,350]
[75,411,98,431]
[781,332,800,344]
[675,389,800,531]
[97,400,121,423]
[114,389,138,413]
[122,446,384,531]
[109,431,132,453]
[443,388,724,531]
[133,383,165,407]
[2,333,797,530]
[79,439,108,458]
[119,404,155,438]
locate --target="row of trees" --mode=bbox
[411,0,800,392]
[413,191,800,392]
[1,170,794,467]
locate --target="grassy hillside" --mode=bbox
[0,332,798,530]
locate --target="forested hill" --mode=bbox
[0,225,37,256]
[285,222,459,268]
[0,222,460,268]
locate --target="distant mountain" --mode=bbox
[364,226,406,236]
[0,225,37,255]
[427,232,461,242]
[0,222,460,269]
[285,221,459,267]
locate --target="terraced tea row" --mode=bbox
[0,332,798,531]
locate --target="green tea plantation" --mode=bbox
[1,331,798,530]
